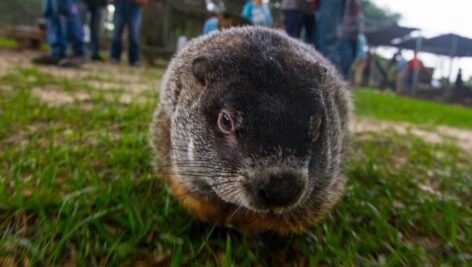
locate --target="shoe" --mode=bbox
[58,55,88,68]
[31,55,62,65]
[130,61,142,68]
[109,58,120,65]
[91,55,104,61]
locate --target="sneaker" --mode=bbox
[109,58,120,65]
[31,54,62,65]
[130,61,142,68]
[58,55,88,68]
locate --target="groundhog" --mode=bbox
[150,27,352,234]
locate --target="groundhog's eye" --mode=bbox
[217,109,235,134]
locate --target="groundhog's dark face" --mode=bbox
[188,51,328,213]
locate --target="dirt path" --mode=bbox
[0,48,160,105]
[352,117,472,154]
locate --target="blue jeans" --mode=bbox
[43,0,85,58]
[316,0,345,58]
[110,1,142,65]
[283,10,303,38]
[332,38,357,78]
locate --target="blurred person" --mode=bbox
[110,0,148,66]
[300,0,318,45]
[281,0,304,38]
[315,0,345,58]
[331,0,363,78]
[352,32,367,87]
[385,52,399,90]
[80,0,107,61]
[203,16,219,34]
[395,50,407,92]
[241,0,273,27]
[362,51,372,87]
[455,68,463,89]
[32,0,87,67]
[203,11,253,35]
[405,52,422,91]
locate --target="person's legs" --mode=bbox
[283,10,302,38]
[110,2,125,62]
[89,5,103,59]
[47,14,67,59]
[33,0,66,64]
[127,3,142,65]
[333,39,356,78]
[352,58,364,87]
[57,0,85,56]
[316,0,344,58]
[301,13,315,45]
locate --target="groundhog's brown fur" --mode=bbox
[150,27,352,234]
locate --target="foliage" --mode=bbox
[0,38,17,49]
[361,0,401,27]
[0,0,43,29]
[0,64,471,266]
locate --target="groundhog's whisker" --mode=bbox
[173,186,239,200]
[159,160,243,170]
[172,180,243,200]
[227,203,244,221]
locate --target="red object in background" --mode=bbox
[408,57,421,70]
[306,0,320,11]
[37,19,47,35]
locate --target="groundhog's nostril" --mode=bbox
[256,172,304,209]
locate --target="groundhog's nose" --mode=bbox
[252,172,304,210]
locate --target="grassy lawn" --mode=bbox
[353,89,472,128]
[0,63,471,266]
[0,37,17,48]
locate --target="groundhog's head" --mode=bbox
[170,30,341,217]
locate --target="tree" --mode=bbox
[361,0,401,27]
[0,0,43,29]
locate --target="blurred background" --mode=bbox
[1,0,471,105]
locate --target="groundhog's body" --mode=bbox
[151,27,352,234]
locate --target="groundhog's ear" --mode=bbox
[192,56,211,86]
[314,63,327,87]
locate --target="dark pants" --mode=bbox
[332,38,357,78]
[80,3,104,57]
[43,0,85,58]
[283,10,303,38]
[110,1,142,65]
[316,0,345,58]
[300,13,315,45]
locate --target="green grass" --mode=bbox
[0,37,17,48]
[0,65,471,266]
[353,89,472,128]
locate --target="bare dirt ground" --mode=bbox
[2,48,471,154]
[352,117,472,154]
[0,48,158,105]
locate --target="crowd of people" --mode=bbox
[33,0,364,76]
[32,0,426,88]
[281,0,366,79]
[203,0,365,80]
[32,0,147,68]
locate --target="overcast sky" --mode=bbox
[371,0,472,79]
[372,0,472,38]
